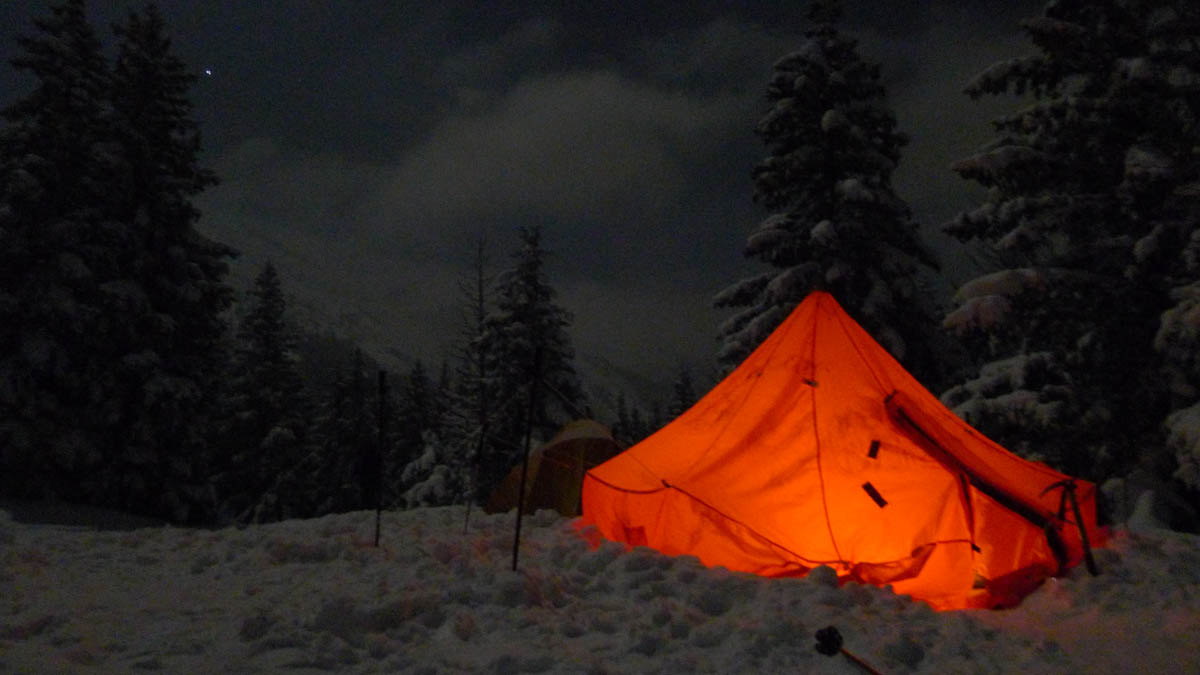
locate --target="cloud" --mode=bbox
[376,70,745,243]
[439,16,567,100]
[201,137,389,239]
[640,17,802,96]
[191,4,1050,380]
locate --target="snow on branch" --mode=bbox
[809,219,836,246]
[1020,17,1088,41]
[713,273,771,309]
[943,295,1012,335]
[941,351,1068,433]
[1166,403,1200,490]
[964,57,1042,98]
[765,264,815,304]
[954,268,1045,302]
[820,109,851,133]
[773,41,826,71]
[951,146,1047,181]
[1124,145,1175,183]
[746,214,793,256]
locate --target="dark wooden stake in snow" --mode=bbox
[815,626,883,675]
[374,370,387,547]
[463,424,487,535]
[511,348,543,572]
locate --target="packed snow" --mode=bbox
[2,504,1199,674]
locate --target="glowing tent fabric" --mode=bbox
[580,292,1103,610]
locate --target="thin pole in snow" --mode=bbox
[375,370,387,547]
[464,425,485,535]
[511,347,542,572]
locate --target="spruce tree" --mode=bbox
[215,263,309,522]
[0,0,126,505]
[0,1,233,522]
[941,0,1199,486]
[477,226,583,496]
[308,348,375,514]
[395,361,438,458]
[668,366,698,419]
[715,0,944,385]
[1137,2,1200,501]
[440,237,496,504]
[392,361,451,501]
[104,4,234,520]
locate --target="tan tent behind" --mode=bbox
[486,420,622,516]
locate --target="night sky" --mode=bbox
[0,1,1043,390]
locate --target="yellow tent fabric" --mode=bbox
[486,420,621,517]
[580,292,1103,610]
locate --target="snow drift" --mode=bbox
[1,506,1198,673]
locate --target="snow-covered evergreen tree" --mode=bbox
[612,390,655,447]
[476,226,584,497]
[307,348,376,514]
[942,0,1200,486]
[400,431,464,508]
[215,263,311,522]
[614,391,634,446]
[668,366,698,419]
[716,0,945,385]
[391,360,453,501]
[0,1,233,522]
[438,237,496,504]
[1137,3,1200,508]
[103,4,235,521]
[0,0,115,505]
[395,362,439,458]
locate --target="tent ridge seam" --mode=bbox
[813,298,844,563]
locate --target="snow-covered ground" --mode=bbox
[2,505,1198,674]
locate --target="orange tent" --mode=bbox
[580,291,1104,610]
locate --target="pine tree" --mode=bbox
[612,390,655,447]
[103,4,234,520]
[400,430,461,508]
[0,0,126,505]
[477,226,584,496]
[715,0,945,385]
[391,361,449,499]
[215,263,309,522]
[1138,2,1200,501]
[308,348,375,514]
[0,1,234,522]
[440,237,495,504]
[668,366,698,419]
[614,391,633,445]
[941,0,1200,485]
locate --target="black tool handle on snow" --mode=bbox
[815,626,884,675]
